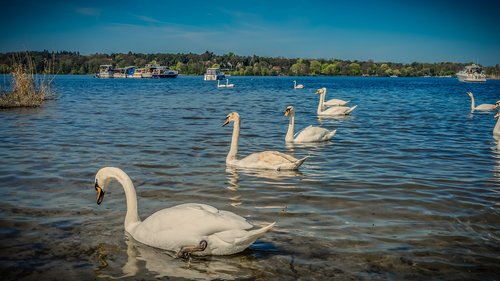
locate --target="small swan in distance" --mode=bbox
[316,88,357,116]
[223,112,308,170]
[225,79,235,88]
[217,79,226,88]
[293,80,304,89]
[93,167,275,257]
[284,106,336,143]
[315,87,349,106]
[467,92,498,113]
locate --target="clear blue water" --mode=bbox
[1,75,499,280]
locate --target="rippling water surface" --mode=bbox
[1,75,499,280]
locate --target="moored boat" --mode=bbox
[95,65,114,78]
[204,67,225,81]
[144,63,178,78]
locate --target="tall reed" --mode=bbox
[0,53,56,108]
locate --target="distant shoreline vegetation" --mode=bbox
[0,50,499,78]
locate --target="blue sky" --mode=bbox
[1,0,499,65]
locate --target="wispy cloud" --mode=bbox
[76,7,101,16]
[134,15,163,24]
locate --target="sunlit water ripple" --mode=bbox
[1,75,499,280]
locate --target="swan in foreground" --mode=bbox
[467,92,498,112]
[293,80,304,89]
[284,106,336,143]
[315,87,349,106]
[223,112,307,170]
[94,167,275,257]
[316,88,357,116]
[494,111,500,142]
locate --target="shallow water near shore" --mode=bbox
[1,75,499,280]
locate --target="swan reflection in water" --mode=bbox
[100,234,259,280]
[225,166,302,185]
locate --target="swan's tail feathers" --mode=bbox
[244,222,276,242]
[327,129,337,140]
[345,105,358,115]
[295,156,309,169]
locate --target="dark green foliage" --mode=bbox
[0,50,498,77]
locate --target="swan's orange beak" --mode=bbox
[284,109,290,116]
[95,182,105,205]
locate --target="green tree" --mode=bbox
[309,60,321,75]
[349,63,361,76]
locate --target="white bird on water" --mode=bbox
[218,79,235,88]
[494,111,500,141]
[93,167,275,258]
[316,88,357,116]
[284,106,336,143]
[315,87,349,106]
[466,92,499,113]
[222,112,307,170]
[293,80,304,89]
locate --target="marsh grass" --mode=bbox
[0,53,56,108]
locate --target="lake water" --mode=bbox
[1,75,499,280]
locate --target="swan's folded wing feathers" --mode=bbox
[140,203,252,235]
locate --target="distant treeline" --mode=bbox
[0,50,499,77]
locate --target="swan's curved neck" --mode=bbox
[317,92,325,114]
[227,118,240,162]
[285,112,295,142]
[469,94,475,110]
[101,167,141,233]
[494,117,500,139]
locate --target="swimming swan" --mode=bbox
[293,80,304,89]
[494,111,500,141]
[467,92,498,112]
[225,79,235,88]
[217,80,226,88]
[223,112,307,170]
[94,167,275,257]
[315,87,349,106]
[284,106,336,143]
[316,89,357,116]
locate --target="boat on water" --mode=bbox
[96,64,178,78]
[456,64,487,82]
[144,63,178,78]
[95,65,114,78]
[204,67,225,81]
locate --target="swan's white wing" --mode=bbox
[235,151,305,170]
[130,203,253,250]
[295,126,334,142]
[141,203,251,234]
[324,99,349,106]
[475,104,495,111]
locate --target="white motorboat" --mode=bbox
[457,64,487,82]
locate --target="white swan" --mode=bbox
[494,111,500,142]
[316,88,357,116]
[223,112,307,170]
[94,167,275,257]
[467,92,498,112]
[293,80,304,89]
[225,79,235,88]
[284,106,336,143]
[217,80,226,88]
[315,87,349,106]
